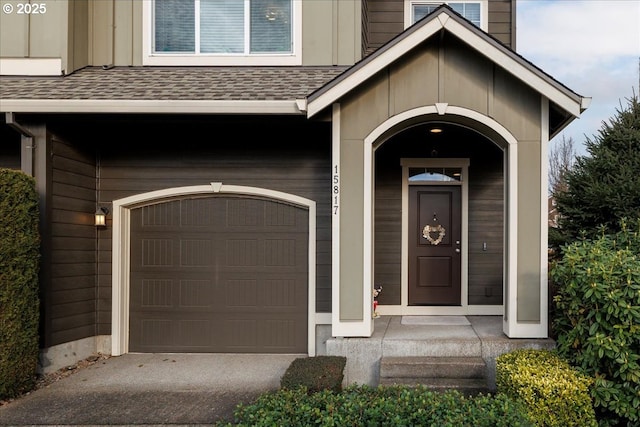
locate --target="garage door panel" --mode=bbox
[129,195,308,353]
[180,280,215,308]
[133,316,305,353]
[178,320,214,347]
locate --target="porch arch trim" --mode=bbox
[111,183,317,356]
[363,105,522,337]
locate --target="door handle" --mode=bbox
[455,248,460,253]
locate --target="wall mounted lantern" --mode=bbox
[95,207,109,227]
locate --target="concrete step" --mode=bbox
[379,377,488,396]
[379,356,489,395]
[380,356,486,379]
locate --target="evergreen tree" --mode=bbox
[554,92,640,244]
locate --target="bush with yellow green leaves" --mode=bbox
[496,349,597,427]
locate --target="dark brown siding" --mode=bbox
[88,115,331,335]
[364,0,404,56]
[47,133,98,346]
[488,0,514,48]
[363,0,515,55]
[468,154,503,305]
[374,124,503,306]
[0,124,21,169]
[361,0,370,58]
[374,158,402,304]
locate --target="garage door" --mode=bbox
[129,196,308,353]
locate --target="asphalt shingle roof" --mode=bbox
[0,66,349,101]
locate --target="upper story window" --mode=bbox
[404,1,487,31]
[143,0,302,66]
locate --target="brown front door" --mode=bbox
[408,185,461,305]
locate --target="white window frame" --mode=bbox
[143,0,302,66]
[404,0,488,32]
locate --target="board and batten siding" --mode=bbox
[1,0,514,72]
[87,0,359,68]
[47,134,99,347]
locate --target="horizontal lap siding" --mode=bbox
[0,125,21,169]
[468,156,504,305]
[47,135,98,347]
[488,0,514,48]
[93,116,331,336]
[374,165,402,305]
[364,0,404,56]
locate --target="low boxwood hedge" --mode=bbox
[280,355,346,393]
[496,349,597,427]
[219,385,533,427]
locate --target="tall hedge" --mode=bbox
[551,218,640,426]
[0,168,41,399]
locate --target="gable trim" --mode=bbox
[307,9,585,119]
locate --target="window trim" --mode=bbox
[142,0,302,66]
[403,0,488,32]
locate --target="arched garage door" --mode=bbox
[128,196,308,353]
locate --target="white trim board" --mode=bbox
[0,99,304,115]
[0,58,63,76]
[400,157,469,313]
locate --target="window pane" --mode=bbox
[409,168,462,182]
[413,4,439,22]
[201,0,244,53]
[412,2,481,28]
[450,3,481,26]
[155,0,195,52]
[250,0,292,53]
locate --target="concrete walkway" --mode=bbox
[1,316,555,426]
[0,353,303,426]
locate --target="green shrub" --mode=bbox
[496,349,597,427]
[0,168,41,399]
[219,385,532,427]
[280,355,346,393]
[551,219,640,426]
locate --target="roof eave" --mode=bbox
[0,99,306,115]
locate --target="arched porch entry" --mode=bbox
[331,104,537,339]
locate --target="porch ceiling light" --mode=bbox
[429,127,443,134]
[95,207,109,227]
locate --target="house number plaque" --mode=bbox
[332,164,339,215]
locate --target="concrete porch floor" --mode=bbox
[326,315,556,391]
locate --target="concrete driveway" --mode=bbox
[0,353,303,426]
